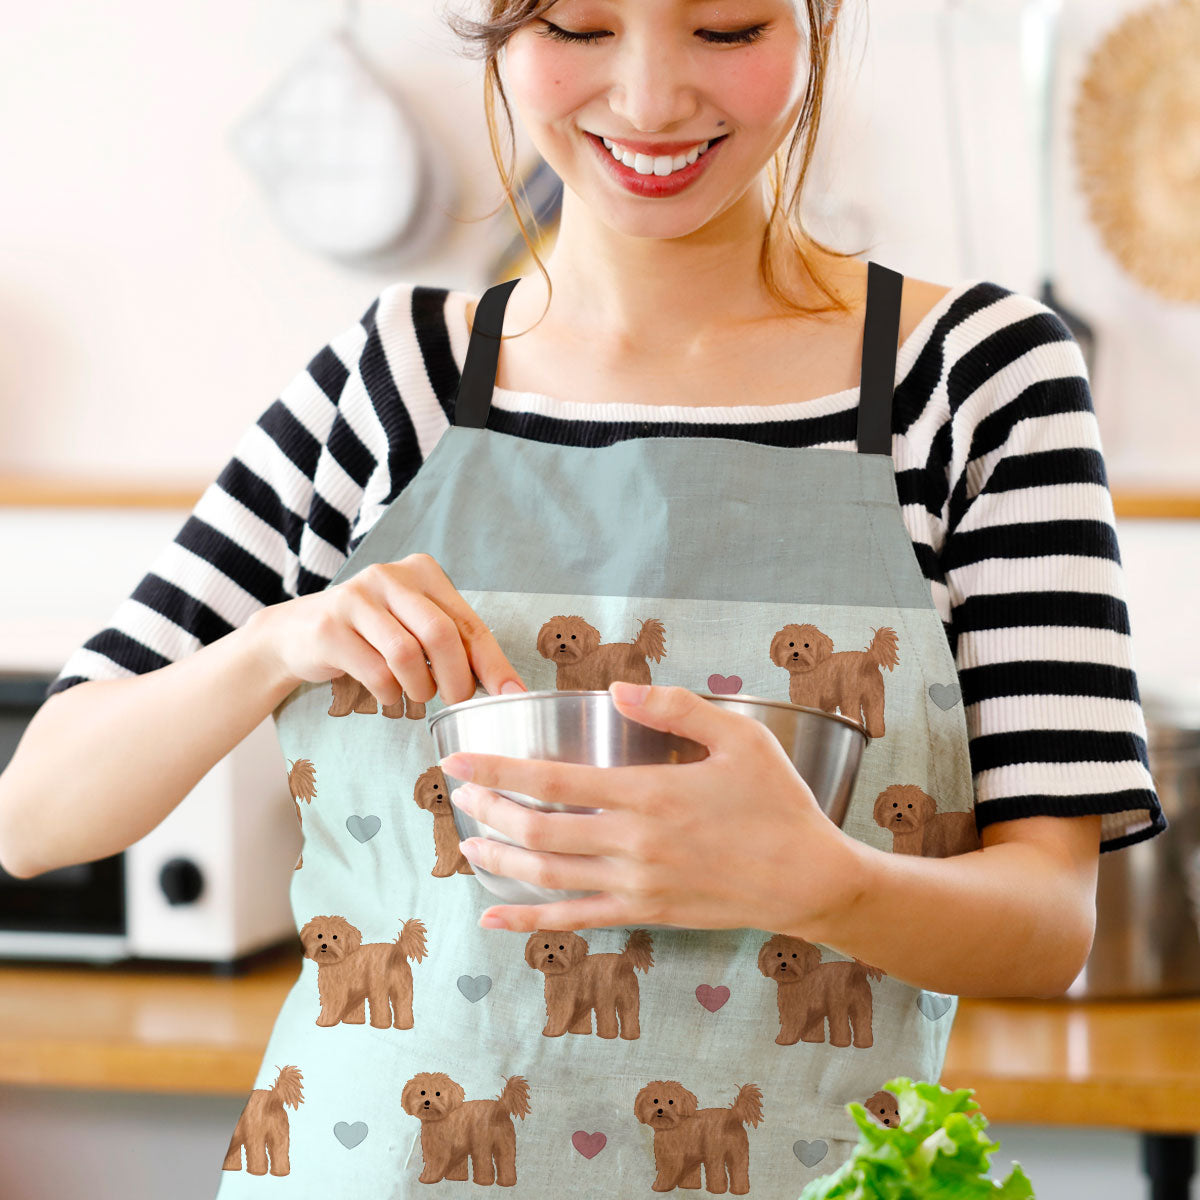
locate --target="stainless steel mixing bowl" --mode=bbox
[426,689,868,908]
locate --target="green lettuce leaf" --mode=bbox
[797,1077,1036,1199]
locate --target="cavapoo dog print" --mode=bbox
[413,763,475,877]
[864,1088,901,1128]
[757,933,886,1048]
[770,622,899,737]
[223,1064,304,1176]
[536,614,666,688]
[524,928,654,1039]
[286,758,316,871]
[327,671,421,720]
[401,1072,532,1186]
[873,783,981,856]
[299,915,428,1029]
[634,1080,764,1195]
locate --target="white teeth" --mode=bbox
[600,135,713,176]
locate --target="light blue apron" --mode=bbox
[216,261,978,1197]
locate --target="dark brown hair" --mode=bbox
[443,0,868,333]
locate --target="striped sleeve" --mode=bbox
[939,286,1166,853]
[42,283,452,702]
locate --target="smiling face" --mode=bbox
[501,0,819,238]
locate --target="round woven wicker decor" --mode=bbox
[1072,0,1200,303]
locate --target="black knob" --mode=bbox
[159,857,204,905]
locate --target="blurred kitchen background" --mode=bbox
[2,0,1199,1196]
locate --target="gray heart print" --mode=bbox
[345,814,381,843]
[793,1138,828,1167]
[458,974,493,1002]
[928,682,961,709]
[334,1120,368,1149]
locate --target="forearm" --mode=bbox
[799,832,1094,999]
[0,611,298,878]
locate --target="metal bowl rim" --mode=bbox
[426,687,870,742]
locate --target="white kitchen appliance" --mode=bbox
[0,670,300,970]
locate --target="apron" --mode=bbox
[216,260,978,1197]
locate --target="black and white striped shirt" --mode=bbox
[46,277,1167,855]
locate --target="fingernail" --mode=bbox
[611,681,649,704]
[500,680,526,695]
[440,754,473,780]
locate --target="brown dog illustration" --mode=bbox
[873,784,980,857]
[536,615,666,689]
[414,764,474,877]
[634,1080,763,1194]
[401,1072,531,1186]
[770,623,899,737]
[287,758,316,871]
[524,928,654,1039]
[328,672,418,720]
[299,915,428,1029]
[864,1089,900,1128]
[222,1064,304,1176]
[757,932,885,1048]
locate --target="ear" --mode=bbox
[577,619,601,655]
[769,627,791,667]
[337,918,363,953]
[523,934,542,968]
[757,937,780,977]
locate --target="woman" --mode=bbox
[2,0,1165,1195]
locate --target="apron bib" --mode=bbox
[217,261,977,1197]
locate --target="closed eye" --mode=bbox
[536,20,769,46]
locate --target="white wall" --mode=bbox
[2,0,1197,487]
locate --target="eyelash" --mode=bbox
[536,20,769,46]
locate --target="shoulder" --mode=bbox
[915,275,1082,357]
[898,275,957,346]
[365,278,466,341]
[348,279,473,396]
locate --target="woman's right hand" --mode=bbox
[247,553,527,707]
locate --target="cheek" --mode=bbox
[719,48,811,126]
[503,35,596,120]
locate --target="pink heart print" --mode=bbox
[707,674,743,695]
[572,1131,607,1159]
[695,984,730,1012]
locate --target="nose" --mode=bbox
[603,36,701,139]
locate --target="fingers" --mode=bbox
[439,751,691,813]
[477,893,632,933]
[409,555,527,696]
[450,782,626,856]
[327,620,422,710]
[460,836,617,895]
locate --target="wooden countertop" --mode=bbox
[0,942,1196,1132]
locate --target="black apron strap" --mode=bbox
[452,278,521,429]
[856,261,905,456]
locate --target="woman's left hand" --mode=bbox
[438,681,856,935]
